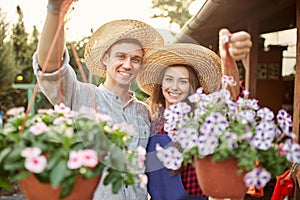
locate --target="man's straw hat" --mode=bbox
[136,43,222,95]
[84,19,164,77]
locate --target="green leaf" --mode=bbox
[13,170,30,181]
[47,150,65,170]
[4,160,24,171]
[0,146,13,164]
[84,163,105,179]
[112,178,122,194]
[103,169,120,186]
[3,145,23,163]
[49,160,70,188]
[59,175,76,198]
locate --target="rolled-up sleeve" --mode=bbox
[32,49,77,107]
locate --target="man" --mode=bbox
[33,0,164,199]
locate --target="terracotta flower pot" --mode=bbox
[20,173,101,200]
[194,156,248,200]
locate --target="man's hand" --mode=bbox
[47,0,75,15]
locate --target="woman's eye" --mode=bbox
[180,80,188,85]
[165,78,173,82]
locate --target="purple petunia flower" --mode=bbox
[244,168,271,188]
[282,139,300,163]
[156,144,183,170]
[177,127,198,150]
[200,112,228,136]
[277,109,293,133]
[251,121,276,150]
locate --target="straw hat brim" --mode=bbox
[136,43,222,95]
[84,19,164,77]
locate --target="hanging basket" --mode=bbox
[194,156,248,200]
[20,173,101,200]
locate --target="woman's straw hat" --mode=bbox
[84,19,164,77]
[136,43,222,95]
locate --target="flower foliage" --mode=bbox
[156,75,300,189]
[0,104,146,198]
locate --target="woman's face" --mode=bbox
[162,66,190,108]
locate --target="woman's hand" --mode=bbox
[219,28,252,61]
[218,29,252,100]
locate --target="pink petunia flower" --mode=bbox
[53,116,73,125]
[65,127,74,138]
[138,174,148,188]
[137,146,146,169]
[113,122,137,136]
[96,113,113,122]
[67,151,83,169]
[81,149,98,168]
[21,147,42,158]
[6,107,25,116]
[24,155,47,173]
[37,108,55,115]
[54,103,73,117]
[29,122,50,135]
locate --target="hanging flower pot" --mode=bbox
[20,173,101,200]
[0,104,147,199]
[194,156,247,200]
[155,75,297,197]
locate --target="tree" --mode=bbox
[11,6,28,69]
[150,0,195,29]
[0,8,20,115]
[0,8,18,91]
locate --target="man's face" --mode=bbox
[103,42,143,87]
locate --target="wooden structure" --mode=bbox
[176,0,300,141]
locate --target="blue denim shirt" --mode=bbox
[33,50,150,200]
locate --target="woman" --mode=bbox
[137,29,252,200]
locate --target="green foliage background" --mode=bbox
[0,0,193,120]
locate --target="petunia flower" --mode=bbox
[276,109,293,133]
[156,144,183,170]
[252,121,276,150]
[257,107,274,121]
[24,155,47,174]
[113,122,137,136]
[137,146,146,169]
[21,147,42,158]
[29,122,50,135]
[198,134,218,156]
[80,149,98,168]
[53,116,73,125]
[54,103,73,117]
[244,168,271,188]
[138,174,148,188]
[222,75,237,88]
[282,139,300,163]
[6,107,25,116]
[200,112,228,136]
[177,127,198,150]
[67,151,83,169]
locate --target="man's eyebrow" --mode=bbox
[132,55,142,59]
[114,52,125,55]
